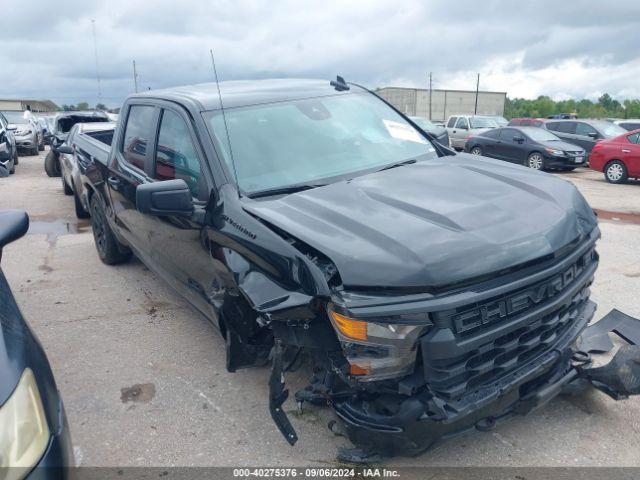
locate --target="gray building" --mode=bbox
[376,87,507,122]
[0,98,59,112]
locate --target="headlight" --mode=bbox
[328,304,430,381]
[0,368,50,479]
[545,148,564,156]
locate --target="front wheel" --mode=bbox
[470,146,482,156]
[526,152,545,170]
[44,150,61,177]
[90,195,132,265]
[604,160,628,184]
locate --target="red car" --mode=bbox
[589,129,640,184]
[507,117,546,127]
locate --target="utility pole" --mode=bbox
[132,60,139,93]
[428,72,433,120]
[91,19,102,106]
[474,73,480,115]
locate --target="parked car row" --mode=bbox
[38,77,640,464]
[0,110,45,155]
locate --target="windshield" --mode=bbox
[2,111,29,124]
[597,122,627,137]
[204,93,437,195]
[470,116,499,128]
[523,128,561,142]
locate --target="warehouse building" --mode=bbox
[376,87,507,122]
[0,98,59,112]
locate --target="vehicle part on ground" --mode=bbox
[579,308,640,353]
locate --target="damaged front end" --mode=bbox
[249,225,640,462]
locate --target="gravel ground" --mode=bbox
[1,149,640,467]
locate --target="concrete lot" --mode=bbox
[1,148,640,467]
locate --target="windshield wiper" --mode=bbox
[376,158,417,172]
[248,183,327,199]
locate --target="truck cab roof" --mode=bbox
[131,78,364,111]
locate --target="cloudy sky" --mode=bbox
[1,0,639,108]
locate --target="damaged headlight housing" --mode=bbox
[0,368,50,479]
[328,304,429,382]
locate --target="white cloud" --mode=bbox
[1,0,639,107]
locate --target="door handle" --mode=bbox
[622,149,631,153]
[107,176,122,190]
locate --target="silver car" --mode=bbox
[0,113,18,174]
[445,115,499,150]
[1,111,43,155]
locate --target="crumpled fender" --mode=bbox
[204,184,331,315]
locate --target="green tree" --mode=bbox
[95,103,107,111]
[76,102,90,111]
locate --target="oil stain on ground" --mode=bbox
[120,383,156,403]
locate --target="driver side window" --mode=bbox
[154,109,206,201]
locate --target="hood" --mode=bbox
[245,154,597,289]
[542,140,585,153]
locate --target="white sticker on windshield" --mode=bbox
[383,119,427,144]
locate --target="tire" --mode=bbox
[38,137,44,151]
[604,160,628,184]
[74,191,90,219]
[90,194,131,265]
[9,160,15,174]
[13,151,18,165]
[61,175,73,195]
[470,146,482,156]
[44,150,61,177]
[526,152,545,170]
[31,145,38,156]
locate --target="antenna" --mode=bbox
[210,49,239,193]
[91,19,102,106]
[132,60,139,93]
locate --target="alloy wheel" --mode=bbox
[528,154,543,170]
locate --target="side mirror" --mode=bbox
[587,132,598,139]
[57,145,74,155]
[513,136,525,143]
[136,179,194,217]
[0,210,29,263]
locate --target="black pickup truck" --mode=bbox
[68,78,640,460]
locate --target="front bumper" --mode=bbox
[334,300,594,457]
[15,135,37,149]
[544,153,586,168]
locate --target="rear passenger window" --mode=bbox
[122,105,156,171]
[548,122,575,134]
[154,109,204,200]
[627,133,640,144]
[575,123,597,137]
[482,129,501,139]
[447,117,457,128]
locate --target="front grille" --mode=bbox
[422,246,597,401]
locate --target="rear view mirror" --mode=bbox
[57,145,73,155]
[587,132,598,139]
[136,179,194,217]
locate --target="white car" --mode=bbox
[445,115,499,150]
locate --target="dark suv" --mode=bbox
[544,119,628,158]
